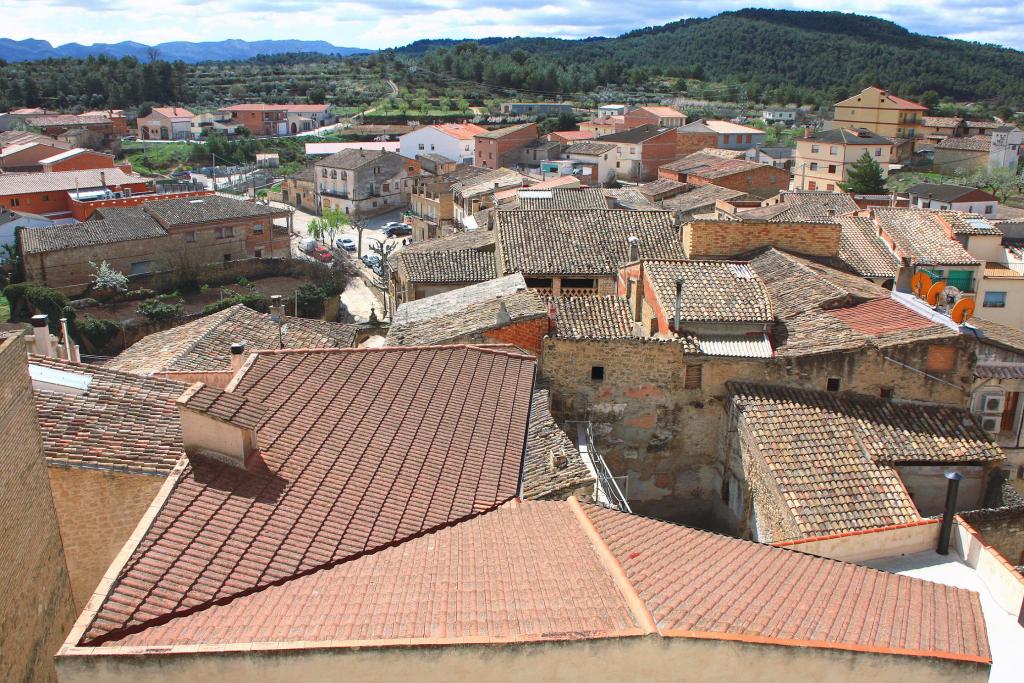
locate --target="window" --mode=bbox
[809,162,818,171]
[875,148,882,157]
[925,346,956,373]
[827,164,837,174]
[829,146,838,155]
[330,170,337,179]
[185,231,196,243]
[373,166,381,174]
[215,226,235,239]
[985,205,993,214]
[417,143,424,150]
[811,145,819,153]
[252,223,264,235]
[41,194,49,201]
[383,183,389,192]
[770,175,777,183]
[984,291,1007,308]
[321,168,327,177]
[223,254,231,262]
[254,249,263,258]
[684,364,702,389]
[130,261,157,275]
[808,181,817,190]
[826,377,841,392]
[10,198,19,207]
[880,387,894,400]
[826,184,835,191]
[745,134,752,144]
[591,366,605,381]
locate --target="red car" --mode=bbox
[312,245,333,263]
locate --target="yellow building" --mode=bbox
[834,86,927,138]
[793,127,893,191]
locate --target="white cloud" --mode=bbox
[0,1,1021,50]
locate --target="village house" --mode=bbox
[833,86,927,138]
[661,184,748,221]
[18,195,291,290]
[761,109,798,125]
[907,183,998,215]
[748,145,794,169]
[53,344,1004,683]
[276,166,317,213]
[545,129,594,144]
[136,107,195,141]
[217,103,333,136]
[622,105,686,128]
[506,186,609,211]
[793,127,894,191]
[0,139,71,172]
[450,166,524,229]
[313,149,419,217]
[398,123,487,164]
[39,147,120,173]
[25,113,120,152]
[676,119,766,153]
[0,167,152,218]
[919,116,967,140]
[989,125,1024,170]
[659,151,791,198]
[579,115,626,137]
[933,135,993,174]
[474,122,539,169]
[597,125,678,182]
[406,166,492,240]
[389,229,498,305]
[639,178,687,203]
[965,120,1003,137]
[564,141,620,186]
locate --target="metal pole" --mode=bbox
[937,471,964,555]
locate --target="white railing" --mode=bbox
[568,420,631,513]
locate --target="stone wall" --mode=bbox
[683,219,842,259]
[47,467,165,611]
[539,335,973,525]
[0,334,76,683]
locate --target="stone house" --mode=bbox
[474,122,539,169]
[659,151,791,199]
[277,166,317,213]
[596,125,678,182]
[0,333,77,683]
[25,114,119,151]
[407,166,494,240]
[313,149,419,217]
[919,116,966,140]
[18,195,291,291]
[933,135,991,174]
[389,229,498,307]
[450,167,524,229]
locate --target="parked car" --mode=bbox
[383,222,412,237]
[171,170,191,180]
[361,254,381,269]
[312,245,333,263]
[299,237,318,253]
[336,237,357,252]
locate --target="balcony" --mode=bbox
[319,189,349,199]
[921,268,975,293]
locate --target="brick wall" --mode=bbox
[676,132,718,157]
[483,316,549,356]
[688,165,791,197]
[639,130,680,182]
[683,219,842,259]
[47,467,165,611]
[539,335,972,525]
[0,334,76,683]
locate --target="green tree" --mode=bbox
[844,152,887,194]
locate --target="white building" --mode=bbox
[990,125,1024,171]
[597,104,626,117]
[398,123,487,165]
[565,141,620,186]
[906,183,998,216]
[762,109,797,124]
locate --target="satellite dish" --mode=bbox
[911,272,932,298]
[926,280,947,306]
[941,286,961,306]
[950,298,975,324]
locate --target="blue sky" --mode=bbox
[3,0,1023,50]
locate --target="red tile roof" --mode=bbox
[827,297,938,336]
[88,499,991,666]
[81,345,536,645]
[433,122,488,140]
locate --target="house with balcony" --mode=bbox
[217,103,333,136]
[406,166,493,241]
[313,149,419,217]
[833,86,927,139]
[793,127,893,191]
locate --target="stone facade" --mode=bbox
[0,334,76,683]
[47,467,165,610]
[960,506,1024,567]
[683,219,841,259]
[539,335,973,525]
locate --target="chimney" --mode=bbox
[627,235,640,262]
[496,300,512,326]
[176,382,265,471]
[230,343,246,373]
[269,295,285,322]
[30,315,56,357]
[674,277,684,334]
[937,471,964,555]
[100,170,106,187]
[803,127,810,139]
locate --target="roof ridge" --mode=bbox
[172,304,248,368]
[567,497,657,635]
[248,343,537,361]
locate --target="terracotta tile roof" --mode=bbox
[549,295,634,339]
[430,123,488,140]
[808,127,892,146]
[105,304,358,375]
[19,206,167,254]
[83,495,990,664]
[0,167,147,196]
[974,364,1024,379]
[597,124,673,144]
[394,274,527,325]
[936,135,991,151]
[474,122,536,139]
[316,148,395,170]
[585,504,988,662]
[906,183,994,204]
[965,120,1001,130]
[177,382,266,430]
[939,211,1002,236]
[399,249,497,284]
[872,208,979,265]
[642,259,773,324]
[81,345,536,645]
[31,356,186,475]
[661,184,746,215]
[921,116,963,128]
[219,103,328,113]
[516,187,608,210]
[603,188,662,210]
[762,190,858,222]
[450,167,524,198]
[26,114,111,127]
[661,151,766,179]
[828,297,942,336]
[969,316,1024,355]
[385,290,547,346]
[836,214,899,278]
[496,209,684,277]
[548,130,594,141]
[523,391,595,499]
[565,141,618,156]
[150,107,194,120]
[142,195,284,226]
[639,178,686,198]
[635,105,684,118]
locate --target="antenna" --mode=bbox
[926,280,947,306]
[950,298,975,325]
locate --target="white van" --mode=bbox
[299,237,317,254]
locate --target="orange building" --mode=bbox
[217,104,333,136]
[474,122,539,169]
[0,168,152,217]
[40,148,121,173]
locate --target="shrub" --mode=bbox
[202,293,270,316]
[121,288,156,302]
[4,283,71,330]
[89,261,129,294]
[74,315,120,351]
[294,282,326,318]
[136,298,183,322]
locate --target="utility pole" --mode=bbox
[212,152,217,192]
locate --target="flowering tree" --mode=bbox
[89,261,129,293]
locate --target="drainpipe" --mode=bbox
[937,471,964,555]
[674,277,684,335]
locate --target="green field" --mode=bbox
[123,141,196,177]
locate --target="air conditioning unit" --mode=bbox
[979,414,1001,436]
[979,392,1006,415]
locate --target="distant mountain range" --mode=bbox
[0,38,371,63]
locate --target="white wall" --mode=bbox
[400,128,473,164]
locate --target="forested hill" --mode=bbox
[408,9,1024,107]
